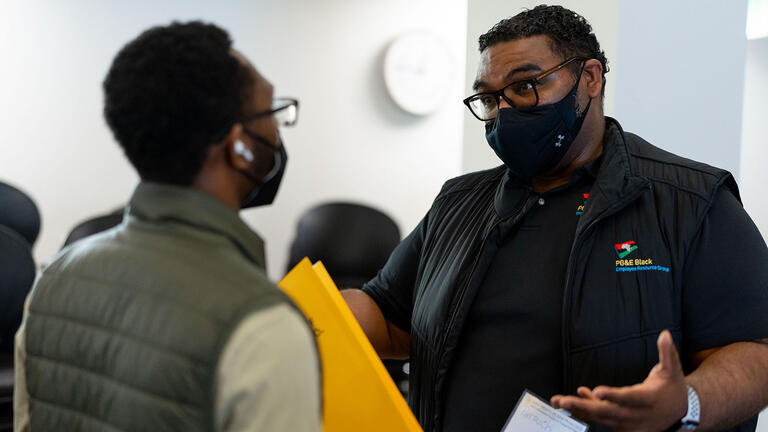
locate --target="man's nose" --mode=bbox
[498,97,512,110]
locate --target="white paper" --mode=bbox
[501,390,589,432]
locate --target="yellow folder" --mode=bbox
[279,258,423,432]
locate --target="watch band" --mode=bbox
[674,384,700,431]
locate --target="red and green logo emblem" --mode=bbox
[614,241,638,259]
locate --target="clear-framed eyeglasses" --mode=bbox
[463,57,587,121]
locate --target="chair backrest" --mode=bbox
[62,209,124,249]
[0,225,36,353]
[287,202,401,289]
[0,181,41,247]
[286,202,410,398]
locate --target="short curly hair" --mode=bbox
[103,21,253,186]
[479,5,609,84]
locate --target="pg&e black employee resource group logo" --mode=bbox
[614,241,670,273]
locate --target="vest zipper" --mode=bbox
[560,181,651,393]
[432,192,535,429]
[429,222,497,430]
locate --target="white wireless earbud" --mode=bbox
[234,140,254,162]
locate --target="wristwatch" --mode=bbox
[672,385,700,431]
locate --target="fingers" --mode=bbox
[577,386,597,399]
[556,395,640,428]
[552,387,597,408]
[657,330,683,376]
[593,384,654,407]
[551,394,563,407]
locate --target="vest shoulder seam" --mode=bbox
[645,177,712,202]
[29,396,127,432]
[27,352,202,410]
[27,311,213,367]
[629,152,724,179]
[55,232,264,293]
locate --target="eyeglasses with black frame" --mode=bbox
[245,97,299,127]
[463,57,587,121]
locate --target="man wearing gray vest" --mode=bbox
[13,22,321,431]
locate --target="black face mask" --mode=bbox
[238,135,288,209]
[485,71,591,182]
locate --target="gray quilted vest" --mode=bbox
[23,182,300,431]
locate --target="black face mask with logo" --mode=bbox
[484,72,591,182]
[238,135,288,209]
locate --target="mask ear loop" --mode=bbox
[236,132,283,187]
[238,138,286,208]
[565,61,593,146]
[573,61,591,116]
[256,139,283,184]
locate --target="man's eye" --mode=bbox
[514,81,535,93]
[479,95,496,107]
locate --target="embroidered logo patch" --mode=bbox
[614,241,670,273]
[575,193,589,216]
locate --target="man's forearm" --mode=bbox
[340,289,410,358]
[686,341,768,431]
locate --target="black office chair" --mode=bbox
[0,349,11,432]
[0,181,41,247]
[61,207,124,249]
[286,202,410,396]
[287,202,402,289]
[0,224,36,431]
[0,225,36,352]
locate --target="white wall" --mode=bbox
[0,0,468,279]
[739,37,768,239]
[614,0,747,177]
[741,36,768,431]
[462,0,620,173]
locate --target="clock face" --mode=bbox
[383,31,454,116]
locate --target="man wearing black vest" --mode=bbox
[343,5,768,432]
[14,22,321,431]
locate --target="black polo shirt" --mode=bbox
[442,162,598,432]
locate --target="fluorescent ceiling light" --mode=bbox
[747,0,768,39]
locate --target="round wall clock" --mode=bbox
[383,31,454,116]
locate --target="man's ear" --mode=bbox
[222,124,251,170]
[582,59,604,99]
